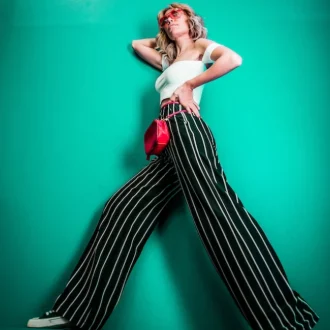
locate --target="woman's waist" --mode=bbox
[159,100,189,119]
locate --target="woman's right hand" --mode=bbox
[131,38,163,70]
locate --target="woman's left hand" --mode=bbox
[170,82,200,117]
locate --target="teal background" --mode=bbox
[0,0,329,329]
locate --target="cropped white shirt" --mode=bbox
[155,42,221,105]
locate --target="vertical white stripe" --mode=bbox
[199,119,218,169]
[297,296,319,321]
[302,309,317,324]
[182,113,217,182]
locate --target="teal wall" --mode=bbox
[0,0,328,329]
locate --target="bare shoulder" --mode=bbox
[195,38,240,62]
[195,38,215,50]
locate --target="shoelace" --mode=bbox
[45,310,56,316]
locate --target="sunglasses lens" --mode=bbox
[159,9,182,27]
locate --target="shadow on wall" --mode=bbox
[123,21,164,170]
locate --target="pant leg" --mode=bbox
[165,108,320,330]
[51,154,181,330]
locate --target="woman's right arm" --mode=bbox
[131,38,163,71]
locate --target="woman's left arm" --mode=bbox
[187,38,243,89]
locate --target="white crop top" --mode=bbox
[155,42,221,105]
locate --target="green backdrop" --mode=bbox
[0,0,328,329]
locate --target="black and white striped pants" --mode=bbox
[52,102,320,330]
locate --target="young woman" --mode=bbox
[27,3,320,330]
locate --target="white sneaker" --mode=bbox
[27,309,74,328]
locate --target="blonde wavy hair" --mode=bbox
[155,3,208,65]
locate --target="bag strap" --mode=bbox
[165,110,188,120]
[160,100,188,120]
[161,100,181,108]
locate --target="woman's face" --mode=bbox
[160,8,190,40]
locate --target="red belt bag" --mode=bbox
[144,103,187,160]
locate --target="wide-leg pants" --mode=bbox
[52,102,320,330]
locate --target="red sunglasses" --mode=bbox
[158,8,185,28]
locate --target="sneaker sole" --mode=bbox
[27,317,74,329]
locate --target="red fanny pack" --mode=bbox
[144,102,187,160]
